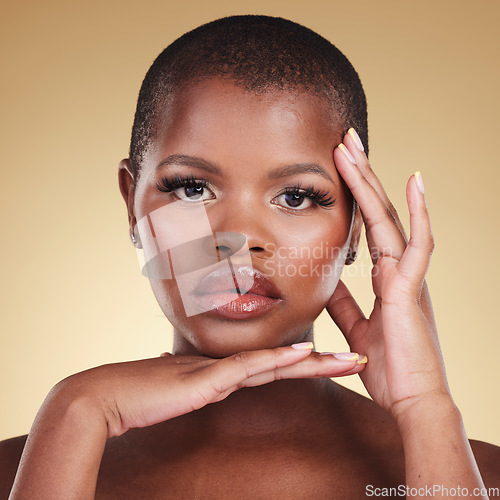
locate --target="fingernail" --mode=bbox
[333,352,359,361]
[348,128,364,152]
[159,352,171,357]
[338,143,357,165]
[415,171,425,195]
[357,355,368,365]
[291,341,314,350]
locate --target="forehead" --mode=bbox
[146,78,343,173]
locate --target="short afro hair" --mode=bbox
[129,15,368,183]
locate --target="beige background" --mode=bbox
[1,0,499,445]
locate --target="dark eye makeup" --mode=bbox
[156,174,209,193]
[280,183,336,209]
[155,174,336,210]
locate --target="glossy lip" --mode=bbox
[190,265,283,319]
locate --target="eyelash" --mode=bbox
[281,183,336,209]
[155,174,336,209]
[155,174,209,193]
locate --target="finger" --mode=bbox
[326,279,367,345]
[342,129,408,243]
[336,361,368,377]
[190,343,315,405]
[241,352,367,387]
[397,172,435,294]
[281,352,368,378]
[334,141,407,264]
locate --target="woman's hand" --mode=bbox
[327,128,448,424]
[326,129,487,495]
[59,343,365,438]
[10,343,365,497]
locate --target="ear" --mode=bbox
[118,159,141,248]
[345,204,362,265]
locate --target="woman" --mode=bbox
[3,15,500,498]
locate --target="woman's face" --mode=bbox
[124,79,359,357]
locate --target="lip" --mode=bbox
[190,265,283,319]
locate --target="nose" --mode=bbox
[208,207,274,261]
[214,232,248,259]
[203,231,261,260]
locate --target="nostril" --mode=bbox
[250,246,265,252]
[216,245,233,256]
[211,232,253,259]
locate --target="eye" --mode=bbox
[274,192,314,210]
[175,184,213,202]
[155,175,215,202]
[272,185,336,211]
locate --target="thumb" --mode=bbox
[326,279,366,346]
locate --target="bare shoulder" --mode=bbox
[0,435,28,496]
[469,439,500,488]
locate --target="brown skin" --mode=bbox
[127,79,360,358]
[1,401,499,497]
[2,79,500,498]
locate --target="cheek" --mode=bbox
[149,279,178,319]
[268,218,351,305]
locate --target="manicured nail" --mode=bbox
[333,352,359,361]
[348,128,364,152]
[415,171,425,195]
[357,355,368,365]
[291,341,314,350]
[338,143,357,165]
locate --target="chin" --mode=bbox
[150,274,325,357]
[170,308,317,358]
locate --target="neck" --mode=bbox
[123,375,351,465]
[194,377,341,439]
[164,327,343,439]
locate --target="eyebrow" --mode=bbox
[156,154,334,183]
[267,163,334,183]
[156,154,222,175]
